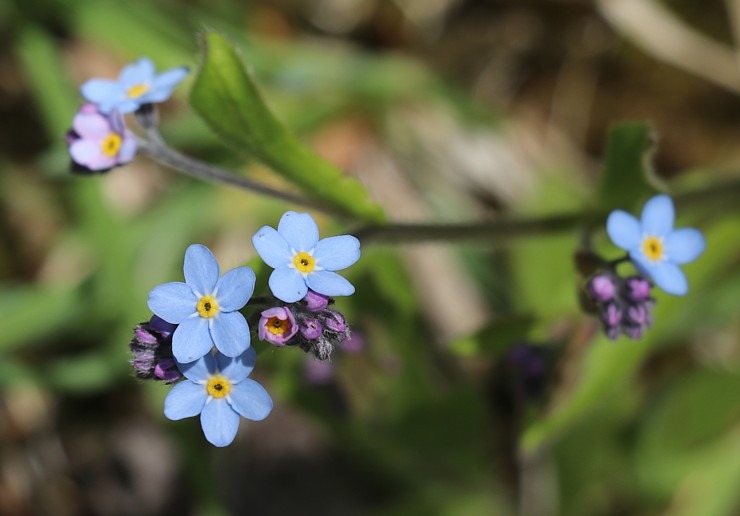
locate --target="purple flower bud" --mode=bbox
[587,274,617,302]
[300,318,323,340]
[623,276,651,302]
[258,306,298,346]
[323,310,347,332]
[302,290,330,312]
[601,302,622,328]
[130,316,181,383]
[625,303,648,326]
[605,326,621,340]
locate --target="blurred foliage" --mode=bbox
[1,0,740,515]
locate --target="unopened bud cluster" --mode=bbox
[129,316,183,383]
[258,290,351,360]
[586,273,655,340]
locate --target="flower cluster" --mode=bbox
[583,194,705,341]
[132,211,360,446]
[67,58,188,173]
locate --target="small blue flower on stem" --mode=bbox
[252,211,361,303]
[148,244,255,363]
[164,348,272,447]
[81,57,188,114]
[606,194,705,296]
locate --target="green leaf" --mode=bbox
[597,122,661,211]
[189,32,385,223]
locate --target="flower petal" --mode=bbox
[117,134,138,163]
[606,210,641,250]
[70,140,112,170]
[252,226,291,268]
[177,353,217,382]
[172,316,214,363]
[306,270,355,297]
[649,262,688,296]
[641,194,674,236]
[164,381,207,420]
[183,244,220,296]
[200,399,240,447]
[120,57,155,86]
[277,211,319,251]
[228,379,273,421]
[111,99,141,114]
[313,235,361,271]
[210,311,250,357]
[665,228,705,265]
[215,266,256,312]
[152,66,189,90]
[217,348,256,383]
[73,111,109,138]
[269,266,308,302]
[80,80,123,110]
[147,282,197,323]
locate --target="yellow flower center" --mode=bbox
[267,316,289,335]
[293,252,315,273]
[101,134,122,157]
[126,83,150,98]
[206,375,231,399]
[197,295,219,318]
[642,235,665,262]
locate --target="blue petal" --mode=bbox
[306,270,355,297]
[152,67,189,89]
[210,311,250,357]
[184,244,220,296]
[252,226,291,268]
[269,266,308,302]
[201,399,240,447]
[228,379,273,421]
[641,194,674,236]
[313,235,361,271]
[217,348,256,383]
[606,210,641,251]
[108,99,141,114]
[172,316,214,363]
[277,211,320,251]
[215,266,256,312]
[147,282,197,323]
[119,58,155,86]
[164,381,207,420]
[650,262,688,296]
[177,353,217,382]
[80,80,123,110]
[665,228,705,265]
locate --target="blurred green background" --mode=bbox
[1,0,739,515]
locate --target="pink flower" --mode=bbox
[67,103,137,172]
[258,307,298,346]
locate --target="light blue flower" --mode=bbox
[148,244,256,363]
[252,211,361,303]
[164,348,272,447]
[606,194,705,296]
[81,57,188,114]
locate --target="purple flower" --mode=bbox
[587,274,617,303]
[623,276,651,302]
[67,103,137,172]
[302,290,330,312]
[81,58,189,114]
[258,307,298,346]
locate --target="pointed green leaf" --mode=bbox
[189,32,385,223]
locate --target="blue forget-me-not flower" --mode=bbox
[606,194,705,296]
[164,348,272,447]
[252,211,361,303]
[148,244,256,363]
[81,57,188,114]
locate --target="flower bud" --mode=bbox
[300,318,323,340]
[623,276,652,302]
[129,316,182,383]
[587,274,617,302]
[302,290,330,312]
